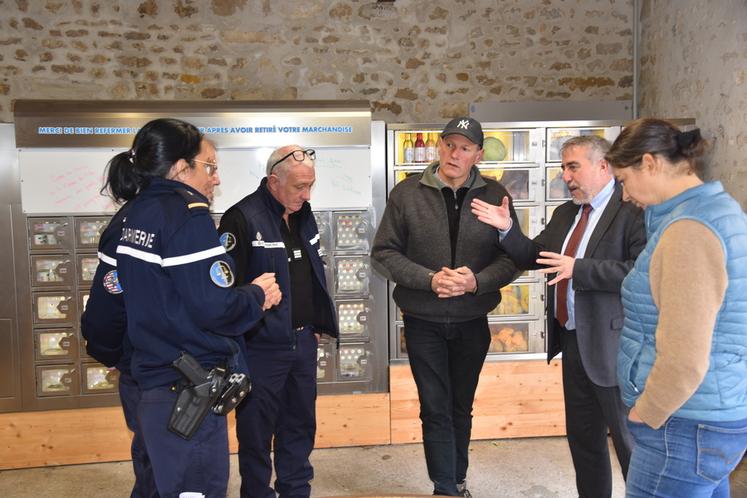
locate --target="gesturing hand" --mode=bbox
[536,251,575,286]
[471,196,512,231]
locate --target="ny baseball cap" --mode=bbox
[441,117,484,148]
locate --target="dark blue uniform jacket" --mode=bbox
[116,178,266,390]
[80,202,133,374]
[218,178,338,350]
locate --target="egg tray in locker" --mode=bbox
[333,256,371,296]
[332,211,371,253]
[317,343,335,383]
[336,299,372,340]
[336,344,372,381]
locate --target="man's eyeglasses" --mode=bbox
[269,149,316,174]
[193,159,218,176]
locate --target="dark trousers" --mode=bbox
[118,372,159,498]
[403,315,491,497]
[562,328,632,498]
[138,386,230,498]
[236,327,318,498]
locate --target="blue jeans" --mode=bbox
[403,315,491,497]
[626,416,747,498]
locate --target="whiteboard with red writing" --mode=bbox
[19,145,372,214]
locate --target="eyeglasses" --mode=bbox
[193,159,218,176]
[269,149,316,174]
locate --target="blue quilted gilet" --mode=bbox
[617,181,747,421]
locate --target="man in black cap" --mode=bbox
[372,117,519,497]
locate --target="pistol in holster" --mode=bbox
[167,352,251,440]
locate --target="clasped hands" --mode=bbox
[431,266,477,298]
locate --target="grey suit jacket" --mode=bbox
[501,184,645,387]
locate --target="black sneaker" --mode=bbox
[457,481,472,498]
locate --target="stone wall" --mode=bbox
[0,0,633,123]
[638,0,747,206]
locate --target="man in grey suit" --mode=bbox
[471,135,646,498]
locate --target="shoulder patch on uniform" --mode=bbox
[103,269,123,294]
[219,232,236,251]
[209,260,234,288]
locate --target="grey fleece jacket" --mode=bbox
[371,162,519,323]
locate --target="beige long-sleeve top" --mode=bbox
[634,219,728,428]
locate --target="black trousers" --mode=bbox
[404,315,491,497]
[562,328,633,498]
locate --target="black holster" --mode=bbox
[167,352,251,440]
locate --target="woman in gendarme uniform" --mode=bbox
[99,118,280,498]
[606,118,747,498]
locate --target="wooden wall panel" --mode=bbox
[0,360,564,470]
[390,360,565,444]
[0,392,391,470]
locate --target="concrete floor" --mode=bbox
[0,436,745,497]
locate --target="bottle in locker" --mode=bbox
[425,132,437,162]
[414,132,426,162]
[402,133,414,163]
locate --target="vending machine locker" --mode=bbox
[320,206,386,394]
[386,121,624,363]
[6,102,381,412]
[19,212,120,410]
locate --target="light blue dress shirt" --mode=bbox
[561,178,615,330]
